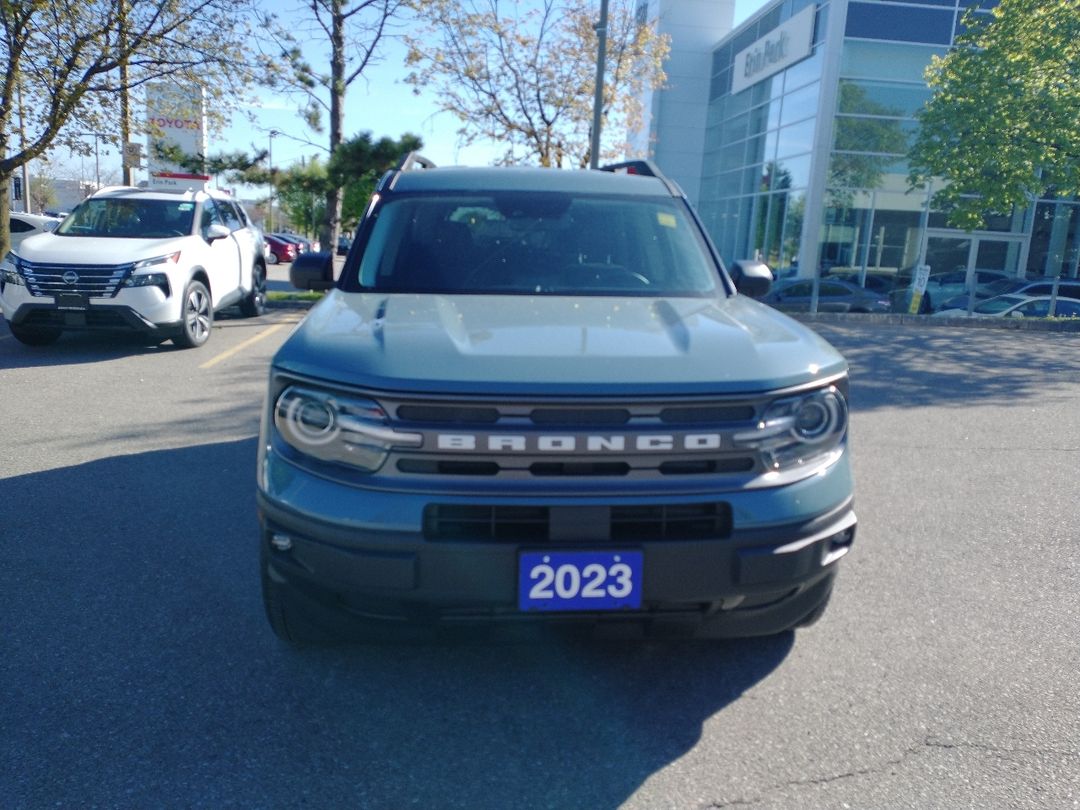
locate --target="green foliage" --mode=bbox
[908,0,1080,230]
[328,132,422,228]
[0,0,270,254]
[275,158,328,236]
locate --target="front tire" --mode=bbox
[9,322,62,346]
[266,251,279,265]
[239,265,267,317]
[172,279,212,348]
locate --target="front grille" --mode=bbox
[424,502,733,542]
[381,393,770,481]
[20,260,133,298]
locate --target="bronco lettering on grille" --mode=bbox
[435,434,724,452]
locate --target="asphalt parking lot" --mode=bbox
[1,316,1078,808]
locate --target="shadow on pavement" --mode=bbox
[1,438,792,808]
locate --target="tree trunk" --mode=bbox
[321,0,347,253]
[0,168,12,257]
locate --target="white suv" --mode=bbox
[0,185,267,347]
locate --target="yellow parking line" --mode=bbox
[200,323,286,369]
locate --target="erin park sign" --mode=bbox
[731,5,816,96]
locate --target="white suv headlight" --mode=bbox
[274,386,422,473]
[1,252,25,286]
[733,385,848,472]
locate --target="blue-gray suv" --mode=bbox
[257,155,856,643]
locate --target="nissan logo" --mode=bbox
[62,271,79,285]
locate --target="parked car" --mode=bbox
[270,232,311,254]
[826,271,896,296]
[889,269,1012,313]
[264,234,298,265]
[8,212,62,249]
[258,154,855,644]
[336,234,352,256]
[932,294,1080,319]
[937,277,1080,313]
[1,184,267,347]
[761,278,891,313]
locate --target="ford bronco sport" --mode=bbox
[257,155,856,643]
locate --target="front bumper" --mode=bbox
[257,446,856,635]
[1,285,183,335]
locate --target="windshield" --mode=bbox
[56,198,196,239]
[984,279,1028,297]
[353,193,721,296]
[974,295,1025,314]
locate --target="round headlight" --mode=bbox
[792,391,843,443]
[286,397,338,445]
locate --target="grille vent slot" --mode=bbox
[424,502,733,542]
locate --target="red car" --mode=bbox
[264,234,298,264]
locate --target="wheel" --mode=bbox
[239,265,267,317]
[172,279,213,348]
[261,550,339,645]
[8,322,61,346]
[266,251,279,265]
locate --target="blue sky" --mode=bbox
[51,0,765,187]
[224,0,766,172]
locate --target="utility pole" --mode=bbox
[268,130,279,232]
[588,0,610,170]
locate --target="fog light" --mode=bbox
[270,533,293,551]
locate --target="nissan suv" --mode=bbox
[1,184,267,347]
[257,155,856,643]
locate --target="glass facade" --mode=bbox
[697,0,1079,316]
[698,0,825,275]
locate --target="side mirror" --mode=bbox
[206,223,231,243]
[290,251,336,291]
[729,260,773,298]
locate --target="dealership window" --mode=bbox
[845,3,955,44]
[840,40,947,81]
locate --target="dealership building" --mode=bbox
[635,0,1080,296]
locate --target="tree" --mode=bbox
[0,0,264,255]
[404,0,669,168]
[29,173,57,214]
[275,158,328,237]
[258,0,405,253]
[908,0,1080,230]
[328,131,422,229]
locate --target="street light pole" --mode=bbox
[589,0,610,170]
[268,129,279,233]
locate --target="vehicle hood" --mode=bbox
[274,292,847,396]
[11,233,191,264]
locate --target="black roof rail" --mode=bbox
[599,159,681,196]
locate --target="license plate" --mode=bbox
[56,293,88,311]
[519,550,642,612]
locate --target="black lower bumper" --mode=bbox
[9,302,180,337]
[257,492,855,638]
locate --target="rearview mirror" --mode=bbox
[206,223,231,243]
[729,260,773,298]
[290,251,336,291]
